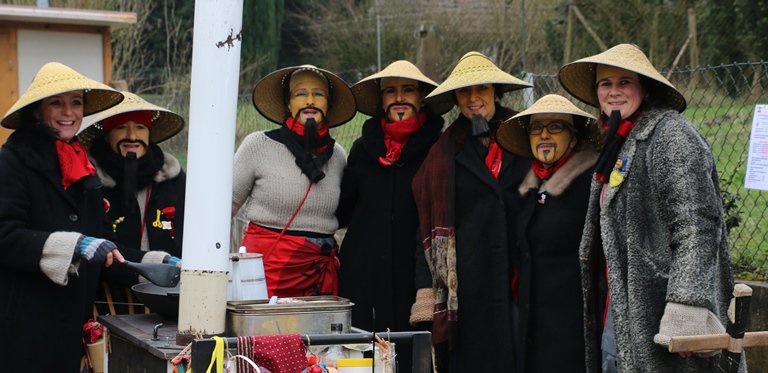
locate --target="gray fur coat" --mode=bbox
[579,107,736,372]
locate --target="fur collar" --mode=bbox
[518,146,598,197]
[92,150,181,188]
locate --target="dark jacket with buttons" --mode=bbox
[0,125,107,372]
[337,111,443,333]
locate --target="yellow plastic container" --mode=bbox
[336,358,373,372]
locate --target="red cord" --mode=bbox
[265,181,313,258]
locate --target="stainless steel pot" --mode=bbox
[226,296,353,336]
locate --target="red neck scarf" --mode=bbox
[485,134,503,180]
[531,150,576,180]
[606,117,638,138]
[378,111,426,166]
[594,113,639,184]
[55,140,96,189]
[285,116,330,153]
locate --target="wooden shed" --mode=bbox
[0,5,136,145]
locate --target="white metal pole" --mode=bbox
[177,0,243,345]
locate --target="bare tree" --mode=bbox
[110,0,155,92]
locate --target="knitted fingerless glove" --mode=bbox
[77,235,117,264]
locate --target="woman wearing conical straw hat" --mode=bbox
[412,51,532,372]
[497,94,599,373]
[337,60,450,370]
[0,62,125,371]
[559,44,738,372]
[79,92,186,315]
[232,65,356,297]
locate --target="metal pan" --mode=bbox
[131,282,180,320]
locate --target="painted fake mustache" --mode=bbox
[117,139,148,153]
[386,102,418,120]
[294,106,327,121]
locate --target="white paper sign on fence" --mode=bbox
[745,104,768,191]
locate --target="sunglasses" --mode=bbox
[528,121,571,135]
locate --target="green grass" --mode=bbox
[684,93,768,279]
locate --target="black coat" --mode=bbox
[92,149,186,314]
[337,112,442,334]
[0,126,107,372]
[513,149,597,373]
[427,109,530,372]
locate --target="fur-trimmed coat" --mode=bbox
[579,107,735,372]
[92,150,185,314]
[0,126,107,371]
[514,147,597,373]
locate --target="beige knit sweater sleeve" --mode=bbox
[232,132,263,217]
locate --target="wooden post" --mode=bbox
[417,22,439,82]
[563,0,574,65]
[650,7,659,62]
[688,7,700,89]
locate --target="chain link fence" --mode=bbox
[155,61,768,280]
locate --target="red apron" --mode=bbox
[241,223,339,297]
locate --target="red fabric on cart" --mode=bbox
[242,223,339,297]
[248,334,309,373]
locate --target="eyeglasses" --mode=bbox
[528,121,571,135]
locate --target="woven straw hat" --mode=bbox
[497,94,598,157]
[78,91,185,149]
[351,60,453,116]
[559,44,687,112]
[1,62,123,129]
[252,65,356,127]
[423,51,532,106]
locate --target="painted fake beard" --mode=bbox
[470,114,490,137]
[534,142,568,164]
[385,102,419,121]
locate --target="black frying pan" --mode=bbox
[131,282,180,319]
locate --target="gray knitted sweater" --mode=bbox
[232,131,346,235]
[579,107,737,372]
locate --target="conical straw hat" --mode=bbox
[252,65,356,127]
[78,91,185,149]
[1,62,123,129]
[559,44,686,112]
[423,51,532,107]
[497,94,598,157]
[351,60,453,116]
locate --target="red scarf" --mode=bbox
[608,118,638,138]
[531,151,576,180]
[285,117,330,153]
[484,134,503,180]
[55,140,96,189]
[378,111,426,166]
[594,114,639,184]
